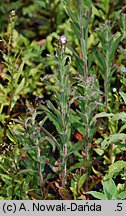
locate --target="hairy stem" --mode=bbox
[62,143,67,187]
[59,49,68,188]
[105,50,109,114]
[37,140,44,198]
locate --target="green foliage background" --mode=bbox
[0,0,126,200]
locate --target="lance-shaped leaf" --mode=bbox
[90,112,114,125]
[66,6,78,24]
[68,46,84,75]
[40,105,62,134]
[15,77,25,95]
[71,22,81,41]
[46,100,61,120]
[68,140,84,155]
[88,45,97,69]
[67,160,92,174]
[14,61,24,85]
[41,126,60,152]
[108,32,122,64]
[78,173,88,190]
[96,51,106,79]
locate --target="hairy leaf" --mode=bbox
[90,112,114,125]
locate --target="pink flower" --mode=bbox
[60,35,67,45]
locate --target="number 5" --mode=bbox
[117,203,122,211]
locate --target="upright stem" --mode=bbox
[84,60,88,80]
[105,50,109,114]
[105,42,113,164]
[37,139,44,198]
[79,2,89,194]
[85,123,89,161]
[59,48,68,188]
[62,143,67,187]
[84,109,89,193]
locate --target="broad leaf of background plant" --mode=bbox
[111,112,126,121]
[117,191,126,200]
[104,160,126,181]
[102,178,117,200]
[101,133,126,149]
[87,191,107,200]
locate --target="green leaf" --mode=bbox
[46,100,61,120]
[101,133,126,149]
[6,129,17,144]
[92,5,101,18]
[41,105,62,134]
[17,169,35,175]
[76,110,87,124]
[96,51,106,79]
[117,191,126,200]
[88,46,97,69]
[93,148,104,156]
[118,124,126,133]
[87,191,107,200]
[119,92,126,104]
[41,126,60,151]
[78,173,88,189]
[83,0,92,8]
[0,83,6,93]
[102,179,117,200]
[67,160,92,174]
[0,197,6,200]
[66,6,78,24]
[71,22,80,41]
[15,77,25,95]
[108,32,122,64]
[0,174,12,185]
[90,112,114,125]
[104,161,126,180]
[111,112,126,121]
[14,61,24,85]
[68,140,84,155]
